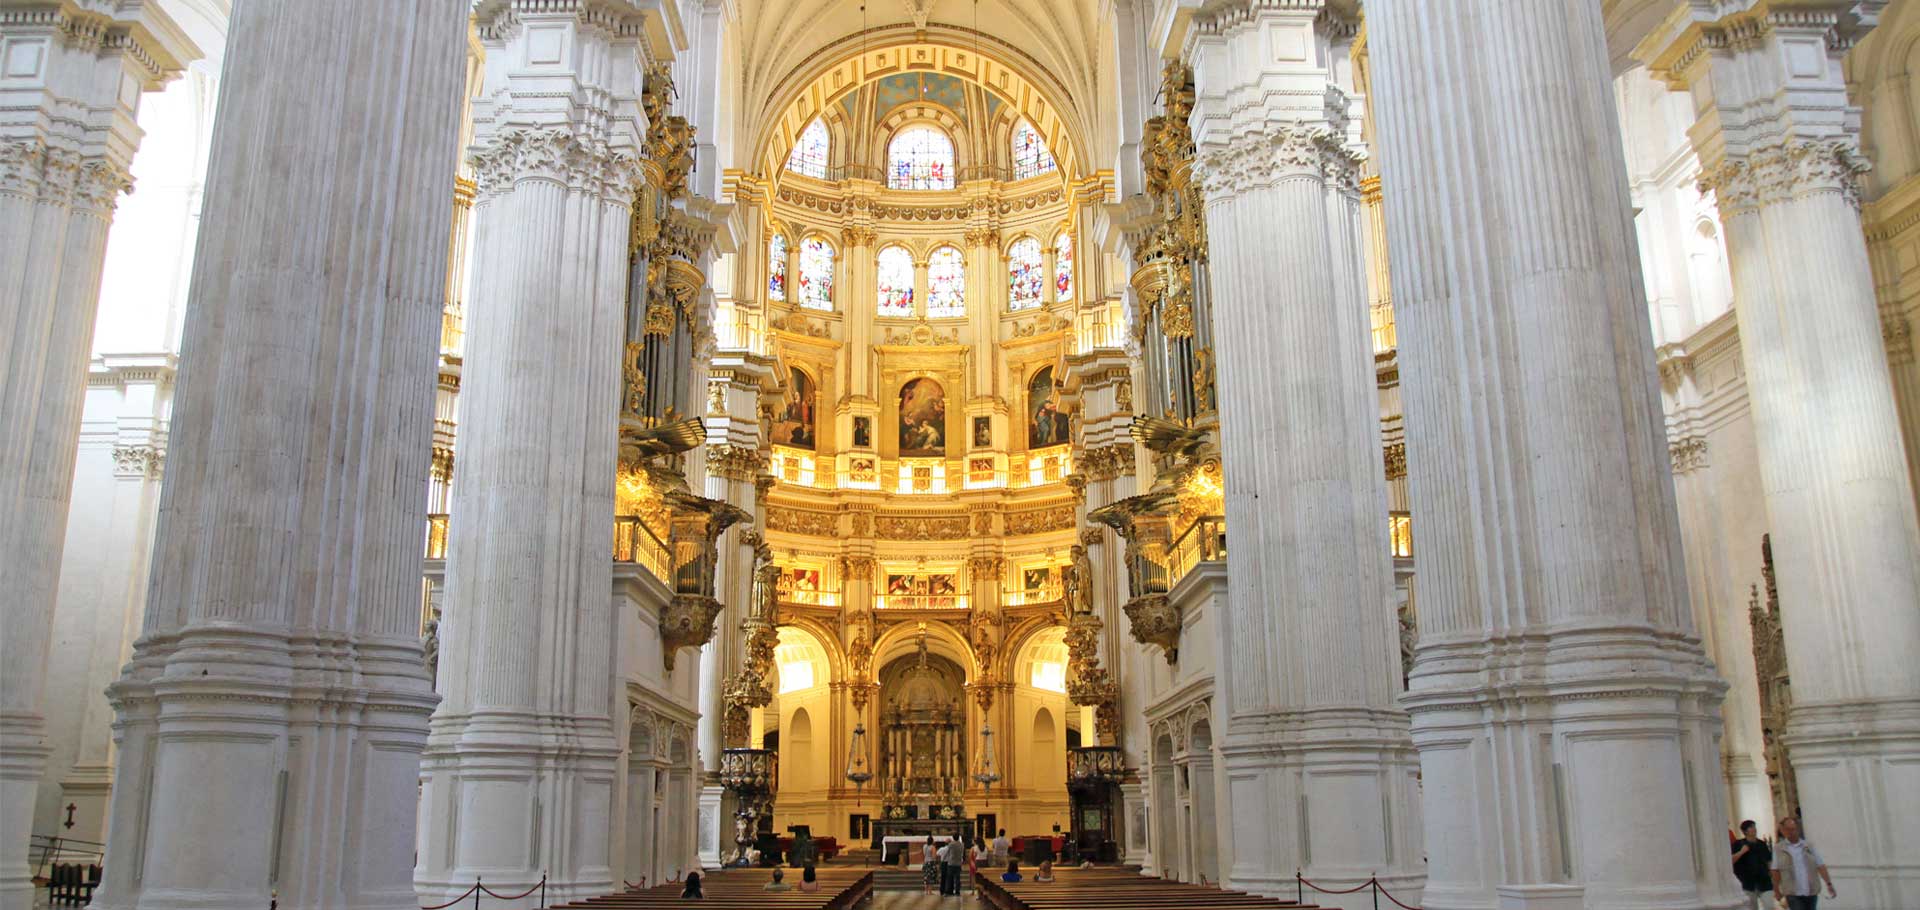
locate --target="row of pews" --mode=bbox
[975,867,1325,910]
[550,868,873,910]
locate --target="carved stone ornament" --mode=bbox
[111,443,164,480]
[468,128,645,204]
[707,445,767,482]
[1122,593,1182,664]
[767,506,837,536]
[659,593,723,672]
[1005,505,1076,536]
[1669,436,1708,475]
[1383,442,1407,481]
[881,322,959,346]
[1194,121,1366,201]
[1,140,133,214]
[1699,140,1872,215]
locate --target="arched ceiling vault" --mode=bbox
[728,1,1113,179]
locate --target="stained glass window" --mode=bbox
[767,233,788,301]
[1008,237,1043,311]
[797,236,835,310]
[1012,120,1056,180]
[888,126,955,190]
[877,245,915,317]
[786,120,829,178]
[927,245,965,318]
[1054,233,1074,301]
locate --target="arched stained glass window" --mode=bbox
[888,126,955,190]
[1008,237,1043,311]
[767,233,788,301]
[1012,120,1057,180]
[786,120,829,178]
[927,245,965,318]
[797,236,835,310]
[877,245,915,317]
[1054,233,1074,302]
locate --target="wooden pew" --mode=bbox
[974,867,1320,910]
[551,867,873,910]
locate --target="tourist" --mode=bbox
[941,835,966,896]
[1035,860,1055,883]
[992,828,1012,866]
[764,867,792,892]
[1771,817,1836,909]
[922,836,939,895]
[1731,820,1772,909]
[1001,859,1023,883]
[679,872,704,900]
[799,864,820,894]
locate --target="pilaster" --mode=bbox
[89,4,465,908]
[1182,2,1420,904]
[0,3,191,904]
[1644,8,1920,905]
[1369,1,1738,908]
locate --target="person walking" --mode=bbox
[1771,817,1836,910]
[1731,820,1772,910]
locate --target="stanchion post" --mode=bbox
[473,878,481,910]
[1297,871,1304,905]
[540,872,546,909]
[1372,877,1380,910]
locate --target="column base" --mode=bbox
[1786,697,1920,910]
[1117,781,1149,868]
[0,712,52,910]
[698,785,725,869]
[1495,885,1585,910]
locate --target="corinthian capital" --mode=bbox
[469,129,645,204]
[1194,123,1364,200]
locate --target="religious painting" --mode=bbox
[886,572,958,607]
[1027,366,1070,449]
[852,416,872,448]
[775,367,817,449]
[1023,567,1052,593]
[786,568,821,591]
[850,457,877,484]
[971,416,992,449]
[898,377,947,456]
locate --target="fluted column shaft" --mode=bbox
[88,4,466,909]
[0,4,188,904]
[1647,10,1920,905]
[1368,3,1735,909]
[417,4,654,902]
[1183,4,1420,904]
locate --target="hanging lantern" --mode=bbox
[972,721,1001,802]
[845,721,873,791]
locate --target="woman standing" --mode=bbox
[921,836,940,895]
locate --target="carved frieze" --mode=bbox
[767,506,837,536]
[874,514,969,540]
[1005,505,1076,536]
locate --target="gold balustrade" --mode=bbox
[614,515,673,581]
[424,513,449,559]
[1167,515,1227,585]
[1389,511,1413,558]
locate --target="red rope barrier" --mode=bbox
[477,879,544,901]
[622,877,647,890]
[1375,880,1424,910]
[419,883,480,910]
[1296,875,1376,895]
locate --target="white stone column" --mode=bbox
[416,3,659,903]
[1182,4,1421,905]
[0,4,190,903]
[1645,9,1920,906]
[1367,3,1736,909]
[85,3,467,909]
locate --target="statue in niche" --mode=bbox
[898,377,947,456]
[1067,544,1094,615]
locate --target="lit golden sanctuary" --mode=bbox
[3,1,1918,910]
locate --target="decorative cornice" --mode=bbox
[1699,140,1870,215]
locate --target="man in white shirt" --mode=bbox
[991,828,1012,866]
[1770,817,1837,910]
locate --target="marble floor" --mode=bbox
[872,891,980,909]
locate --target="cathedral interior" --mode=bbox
[3,1,1919,910]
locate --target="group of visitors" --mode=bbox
[921,827,1067,896]
[672,863,821,900]
[1731,816,1837,910]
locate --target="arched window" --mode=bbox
[786,119,829,178]
[926,245,966,318]
[1008,237,1043,310]
[767,233,788,301]
[877,245,915,317]
[797,236,835,310]
[1012,120,1057,180]
[888,126,955,190]
[1054,233,1074,301]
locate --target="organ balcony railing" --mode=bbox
[424,513,449,560]
[614,515,672,581]
[1004,581,1064,607]
[1166,515,1228,585]
[1389,511,1413,559]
